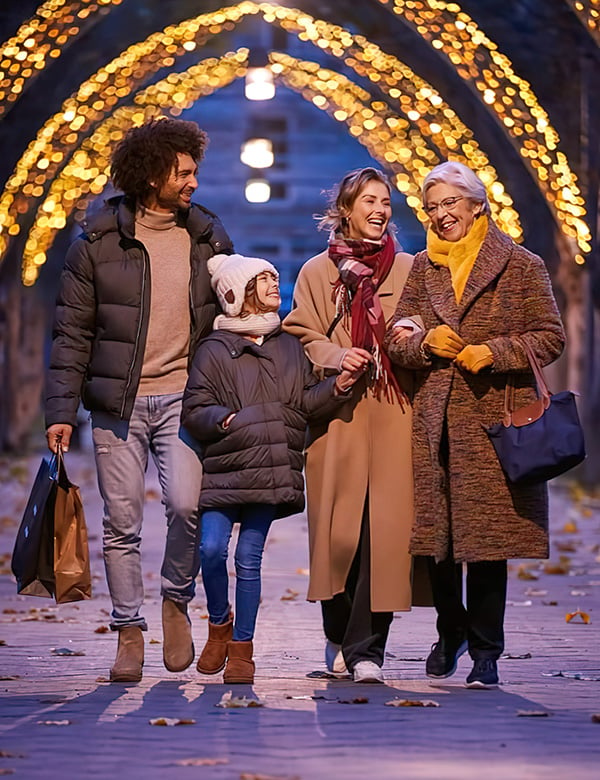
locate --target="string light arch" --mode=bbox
[0,1,592,284]
[564,0,600,45]
[22,47,526,284]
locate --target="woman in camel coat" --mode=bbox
[283,167,415,684]
[385,161,565,689]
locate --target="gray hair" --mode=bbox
[423,161,491,215]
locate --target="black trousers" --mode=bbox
[427,556,507,660]
[321,504,393,671]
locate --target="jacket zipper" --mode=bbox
[120,243,149,417]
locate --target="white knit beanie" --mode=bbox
[207,253,279,316]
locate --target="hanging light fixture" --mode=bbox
[245,66,275,100]
[240,138,274,168]
[245,178,271,203]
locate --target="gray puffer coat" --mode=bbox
[181,329,344,518]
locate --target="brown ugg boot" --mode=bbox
[223,640,255,684]
[110,626,144,683]
[162,598,194,672]
[196,617,233,674]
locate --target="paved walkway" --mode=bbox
[0,447,599,780]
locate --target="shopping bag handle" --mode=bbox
[49,441,69,485]
[503,340,551,428]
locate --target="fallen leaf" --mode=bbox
[216,695,263,708]
[0,676,20,681]
[517,565,539,581]
[517,710,551,717]
[51,647,85,656]
[280,589,299,601]
[570,590,588,597]
[554,540,578,553]
[285,694,333,701]
[94,626,109,634]
[149,638,161,644]
[506,600,532,607]
[0,640,6,646]
[0,751,25,758]
[544,562,570,575]
[295,568,309,576]
[305,669,348,679]
[591,714,600,723]
[173,758,229,766]
[565,610,591,624]
[524,588,547,597]
[542,600,559,606]
[385,699,440,708]
[0,769,15,776]
[240,774,300,780]
[542,670,600,681]
[562,520,579,533]
[148,717,196,726]
[338,697,369,704]
[501,652,532,660]
[37,720,71,726]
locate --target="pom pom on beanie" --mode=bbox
[207,253,279,316]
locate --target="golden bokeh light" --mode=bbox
[0,0,592,284]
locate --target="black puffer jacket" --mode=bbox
[45,196,233,426]
[181,329,344,518]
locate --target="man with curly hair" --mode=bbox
[45,118,234,682]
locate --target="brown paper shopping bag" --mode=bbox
[53,450,92,603]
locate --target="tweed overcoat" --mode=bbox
[384,219,566,562]
[283,249,415,612]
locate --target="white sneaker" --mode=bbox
[325,640,348,675]
[353,660,384,684]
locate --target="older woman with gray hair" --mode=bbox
[385,161,565,688]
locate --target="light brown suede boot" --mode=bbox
[196,617,233,675]
[110,626,144,683]
[162,598,195,672]
[223,640,255,684]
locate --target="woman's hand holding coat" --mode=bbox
[422,325,465,359]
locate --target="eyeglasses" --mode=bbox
[424,196,464,217]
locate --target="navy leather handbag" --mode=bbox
[486,341,586,484]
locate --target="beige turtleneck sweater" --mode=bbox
[135,207,192,396]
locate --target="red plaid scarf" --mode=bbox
[328,233,407,406]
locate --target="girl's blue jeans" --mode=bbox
[199,504,276,641]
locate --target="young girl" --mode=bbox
[181,253,363,684]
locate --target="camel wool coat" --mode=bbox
[283,249,415,612]
[385,219,566,562]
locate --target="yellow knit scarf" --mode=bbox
[427,215,489,302]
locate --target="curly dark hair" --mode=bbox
[110,118,209,202]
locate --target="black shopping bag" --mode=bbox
[11,455,57,598]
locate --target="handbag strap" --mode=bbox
[503,340,551,426]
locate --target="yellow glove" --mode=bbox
[423,325,465,359]
[455,344,494,374]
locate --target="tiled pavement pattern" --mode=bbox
[0,449,599,780]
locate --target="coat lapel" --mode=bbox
[457,220,514,319]
[424,258,461,330]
